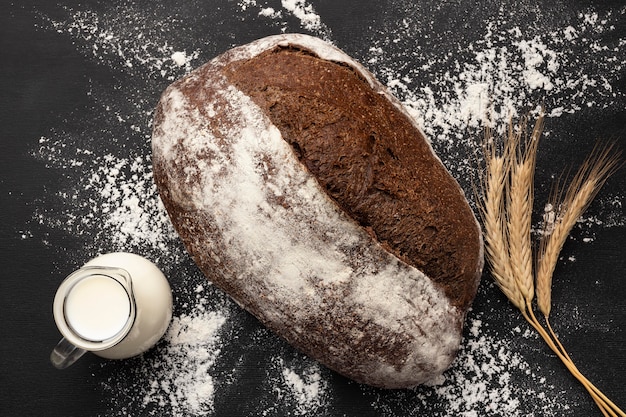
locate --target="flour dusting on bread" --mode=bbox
[152,34,481,388]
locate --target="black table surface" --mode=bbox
[2,1,625,416]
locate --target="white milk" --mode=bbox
[64,274,132,342]
[82,252,173,359]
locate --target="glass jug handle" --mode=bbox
[50,337,86,369]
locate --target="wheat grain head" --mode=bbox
[507,115,543,306]
[480,127,526,311]
[536,142,622,317]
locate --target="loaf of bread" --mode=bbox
[152,34,483,388]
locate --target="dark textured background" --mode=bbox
[1,1,625,416]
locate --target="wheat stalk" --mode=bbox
[536,143,622,317]
[479,113,624,417]
[480,128,525,311]
[506,116,542,307]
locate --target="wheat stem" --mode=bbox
[524,308,620,417]
[545,317,571,361]
[545,317,625,417]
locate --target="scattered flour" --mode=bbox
[32,135,182,264]
[38,6,200,80]
[267,357,329,416]
[140,311,226,415]
[366,7,625,144]
[239,0,330,38]
[26,0,626,416]
[280,0,325,33]
[170,51,188,67]
[281,366,325,414]
[99,287,230,416]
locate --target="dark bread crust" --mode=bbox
[224,46,481,310]
[152,34,483,388]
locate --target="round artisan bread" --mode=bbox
[151,34,483,389]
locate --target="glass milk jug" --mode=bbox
[50,252,173,369]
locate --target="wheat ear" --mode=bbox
[507,115,543,308]
[536,142,622,318]
[480,127,525,311]
[534,141,624,416]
